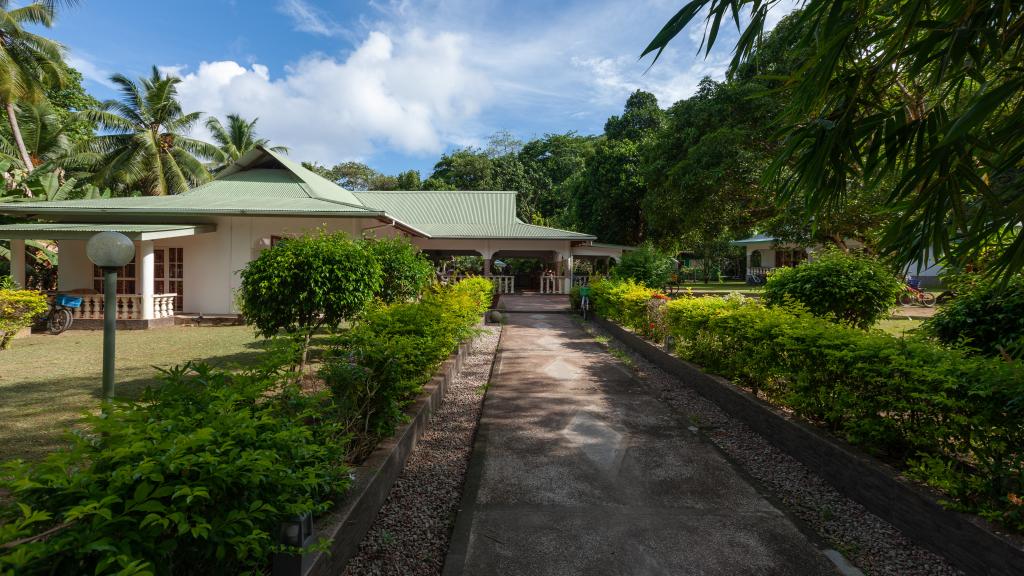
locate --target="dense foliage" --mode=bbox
[661,296,1024,531]
[0,277,491,573]
[321,277,492,458]
[763,251,903,329]
[645,0,1024,281]
[0,362,351,575]
[361,237,435,304]
[611,243,675,288]
[924,275,1024,359]
[238,232,382,368]
[0,287,47,349]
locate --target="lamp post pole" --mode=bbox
[86,232,135,407]
[102,266,118,401]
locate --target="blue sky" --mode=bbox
[45,0,794,175]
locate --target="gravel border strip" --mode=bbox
[342,327,500,576]
[580,318,962,576]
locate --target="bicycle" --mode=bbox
[45,294,82,334]
[579,285,591,320]
[899,278,936,307]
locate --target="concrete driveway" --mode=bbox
[443,312,838,576]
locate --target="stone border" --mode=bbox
[302,324,489,576]
[593,315,1024,576]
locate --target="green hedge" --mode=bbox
[663,296,1024,531]
[588,277,670,341]
[0,278,493,574]
[321,277,492,458]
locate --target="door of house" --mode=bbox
[154,247,184,311]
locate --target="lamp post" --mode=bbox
[86,232,135,403]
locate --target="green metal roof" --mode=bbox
[355,191,595,240]
[0,148,381,218]
[730,234,777,245]
[0,223,215,240]
[0,148,596,241]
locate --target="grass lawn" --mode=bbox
[0,325,265,461]
[875,318,923,337]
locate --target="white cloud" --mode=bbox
[169,29,491,164]
[66,53,115,89]
[277,0,345,37]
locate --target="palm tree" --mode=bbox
[84,66,220,195]
[0,1,72,175]
[206,113,288,172]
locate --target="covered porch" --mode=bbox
[417,239,625,295]
[3,223,215,327]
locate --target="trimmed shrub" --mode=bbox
[0,364,350,574]
[612,242,675,288]
[924,275,1024,359]
[0,288,48,350]
[321,278,491,458]
[588,277,669,341]
[663,296,1024,531]
[238,232,382,368]
[763,250,903,328]
[361,237,435,303]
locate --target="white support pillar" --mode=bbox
[9,239,25,288]
[140,241,154,320]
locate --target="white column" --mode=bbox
[140,241,154,320]
[9,239,25,288]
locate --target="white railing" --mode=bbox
[540,276,570,294]
[572,276,589,287]
[71,294,177,320]
[488,275,515,294]
[153,294,177,318]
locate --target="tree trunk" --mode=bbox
[5,101,34,180]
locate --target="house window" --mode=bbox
[154,247,184,312]
[749,249,762,268]
[93,255,137,294]
[775,249,808,268]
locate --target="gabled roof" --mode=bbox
[0,147,596,241]
[0,148,384,219]
[355,190,596,240]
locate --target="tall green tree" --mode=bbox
[0,1,72,175]
[570,137,646,245]
[205,113,288,172]
[644,0,1024,279]
[83,66,219,196]
[604,90,665,141]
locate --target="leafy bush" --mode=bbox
[763,250,902,328]
[238,231,382,368]
[588,277,669,340]
[663,296,1024,531]
[321,277,491,458]
[0,364,350,574]
[924,275,1024,359]
[612,243,675,288]
[0,288,48,350]
[361,237,435,303]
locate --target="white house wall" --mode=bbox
[57,239,94,292]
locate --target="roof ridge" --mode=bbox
[354,190,516,195]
